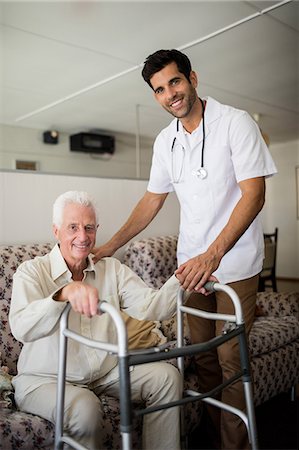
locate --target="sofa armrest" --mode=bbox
[256,291,299,319]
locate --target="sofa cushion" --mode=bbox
[249,315,299,357]
[0,409,55,450]
[251,342,299,406]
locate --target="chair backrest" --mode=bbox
[262,228,278,272]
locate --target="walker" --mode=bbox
[54,281,258,450]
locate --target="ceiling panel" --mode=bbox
[3,26,132,97]
[187,13,297,110]
[3,2,256,60]
[1,0,298,144]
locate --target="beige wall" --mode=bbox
[0,171,180,261]
[262,139,299,279]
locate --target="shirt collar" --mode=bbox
[50,243,96,282]
[203,96,222,125]
[173,96,221,146]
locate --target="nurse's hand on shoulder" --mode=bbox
[92,243,115,263]
[175,251,220,294]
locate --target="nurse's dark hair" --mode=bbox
[142,49,192,89]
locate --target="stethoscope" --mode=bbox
[171,97,207,183]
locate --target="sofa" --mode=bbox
[0,242,201,450]
[0,239,298,450]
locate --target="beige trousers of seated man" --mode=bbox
[18,361,182,450]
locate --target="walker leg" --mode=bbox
[119,356,133,450]
[177,289,187,450]
[243,381,258,450]
[238,330,259,449]
[121,433,132,450]
[55,320,68,450]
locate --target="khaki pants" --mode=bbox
[186,275,259,450]
[18,362,182,450]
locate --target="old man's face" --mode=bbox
[53,203,97,268]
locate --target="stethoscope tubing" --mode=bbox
[171,97,206,183]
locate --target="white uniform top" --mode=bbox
[147,97,277,284]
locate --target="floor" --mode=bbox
[187,391,298,450]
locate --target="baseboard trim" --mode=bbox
[277,276,299,282]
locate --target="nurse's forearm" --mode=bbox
[103,191,168,254]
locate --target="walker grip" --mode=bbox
[97,300,107,314]
[204,281,216,292]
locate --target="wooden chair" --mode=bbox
[258,228,278,291]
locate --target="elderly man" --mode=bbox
[9,190,182,450]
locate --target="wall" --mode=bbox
[0,124,154,179]
[262,139,299,278]
[0,171,180,261]
[1,136,298,279]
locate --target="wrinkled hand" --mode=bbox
[91,243,115,264]
[175,251,220,293]
[61,282,100,317]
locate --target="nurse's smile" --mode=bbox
[170,97,184,110]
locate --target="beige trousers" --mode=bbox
[18,362,182,450]
[186,275,259,450]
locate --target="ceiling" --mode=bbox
[1,0,298,145]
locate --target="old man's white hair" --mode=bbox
[53,191,99,228]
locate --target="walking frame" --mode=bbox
[55,281,259,450]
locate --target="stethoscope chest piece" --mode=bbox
[194,168,208,179]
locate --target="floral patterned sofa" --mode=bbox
[123,235,299,407]
[0,242,202,450]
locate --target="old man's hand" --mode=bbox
[56,282,100,318]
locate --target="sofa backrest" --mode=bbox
[0,243,53,374]
[123,235,299,319]
[123,235,178,288]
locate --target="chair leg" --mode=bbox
[258,276,264,292]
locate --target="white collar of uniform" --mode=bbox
[50,243,96,281]
[203,96,222,126]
